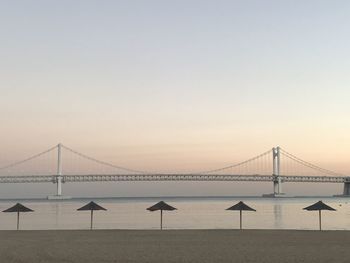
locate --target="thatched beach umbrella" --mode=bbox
[303,200,336,231]
[2,203,34,230]
[226,201,256,230]
[77,201,107,230]
[147,201,176,230]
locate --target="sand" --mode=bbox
[0,229,349,263]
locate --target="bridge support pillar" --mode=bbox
[57,176,62,196]
[273,176,283,196]
[333,178,350,197]
[343,181,350,196]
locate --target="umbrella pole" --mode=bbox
[319,210,322,231]
[17,211,19,230]
[240,210,242,230]
[160,210,163,230]
[91,210,94,230]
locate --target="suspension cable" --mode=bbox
[0,145,58,171]
[61,144,147,174]
[279,148,345,177]
[197,149,272,174]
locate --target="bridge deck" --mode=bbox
[0,174,347,183]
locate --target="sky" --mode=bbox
[1,0,350,197]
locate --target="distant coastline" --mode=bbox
[0,195,349,202]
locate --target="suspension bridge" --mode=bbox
[0,144,349,198]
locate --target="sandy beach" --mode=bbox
[0,229,349,263]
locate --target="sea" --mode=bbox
[0,197,349,230]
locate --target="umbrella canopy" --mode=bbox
[226,201,256,212]
[2,203,33,230]
[147,201,177,212]
[303,201,336,211]
[3,203,33,213]
[77,201,107,211]
[147,201,176,230]
[226,201,256,230]
[303,201,336,231]
[77,201,107,230]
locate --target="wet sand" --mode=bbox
[0,230,349,263]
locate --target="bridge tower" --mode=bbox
[48,143,71,199]
[272,146,283,197]
[56,143,62,196]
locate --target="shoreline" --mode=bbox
[0,228,350,233]
[0,195,349,201]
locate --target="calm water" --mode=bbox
[0,197,349,230]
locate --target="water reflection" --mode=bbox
[273,203,283,229]
[0,198,349,230]
[54,203,60,228]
